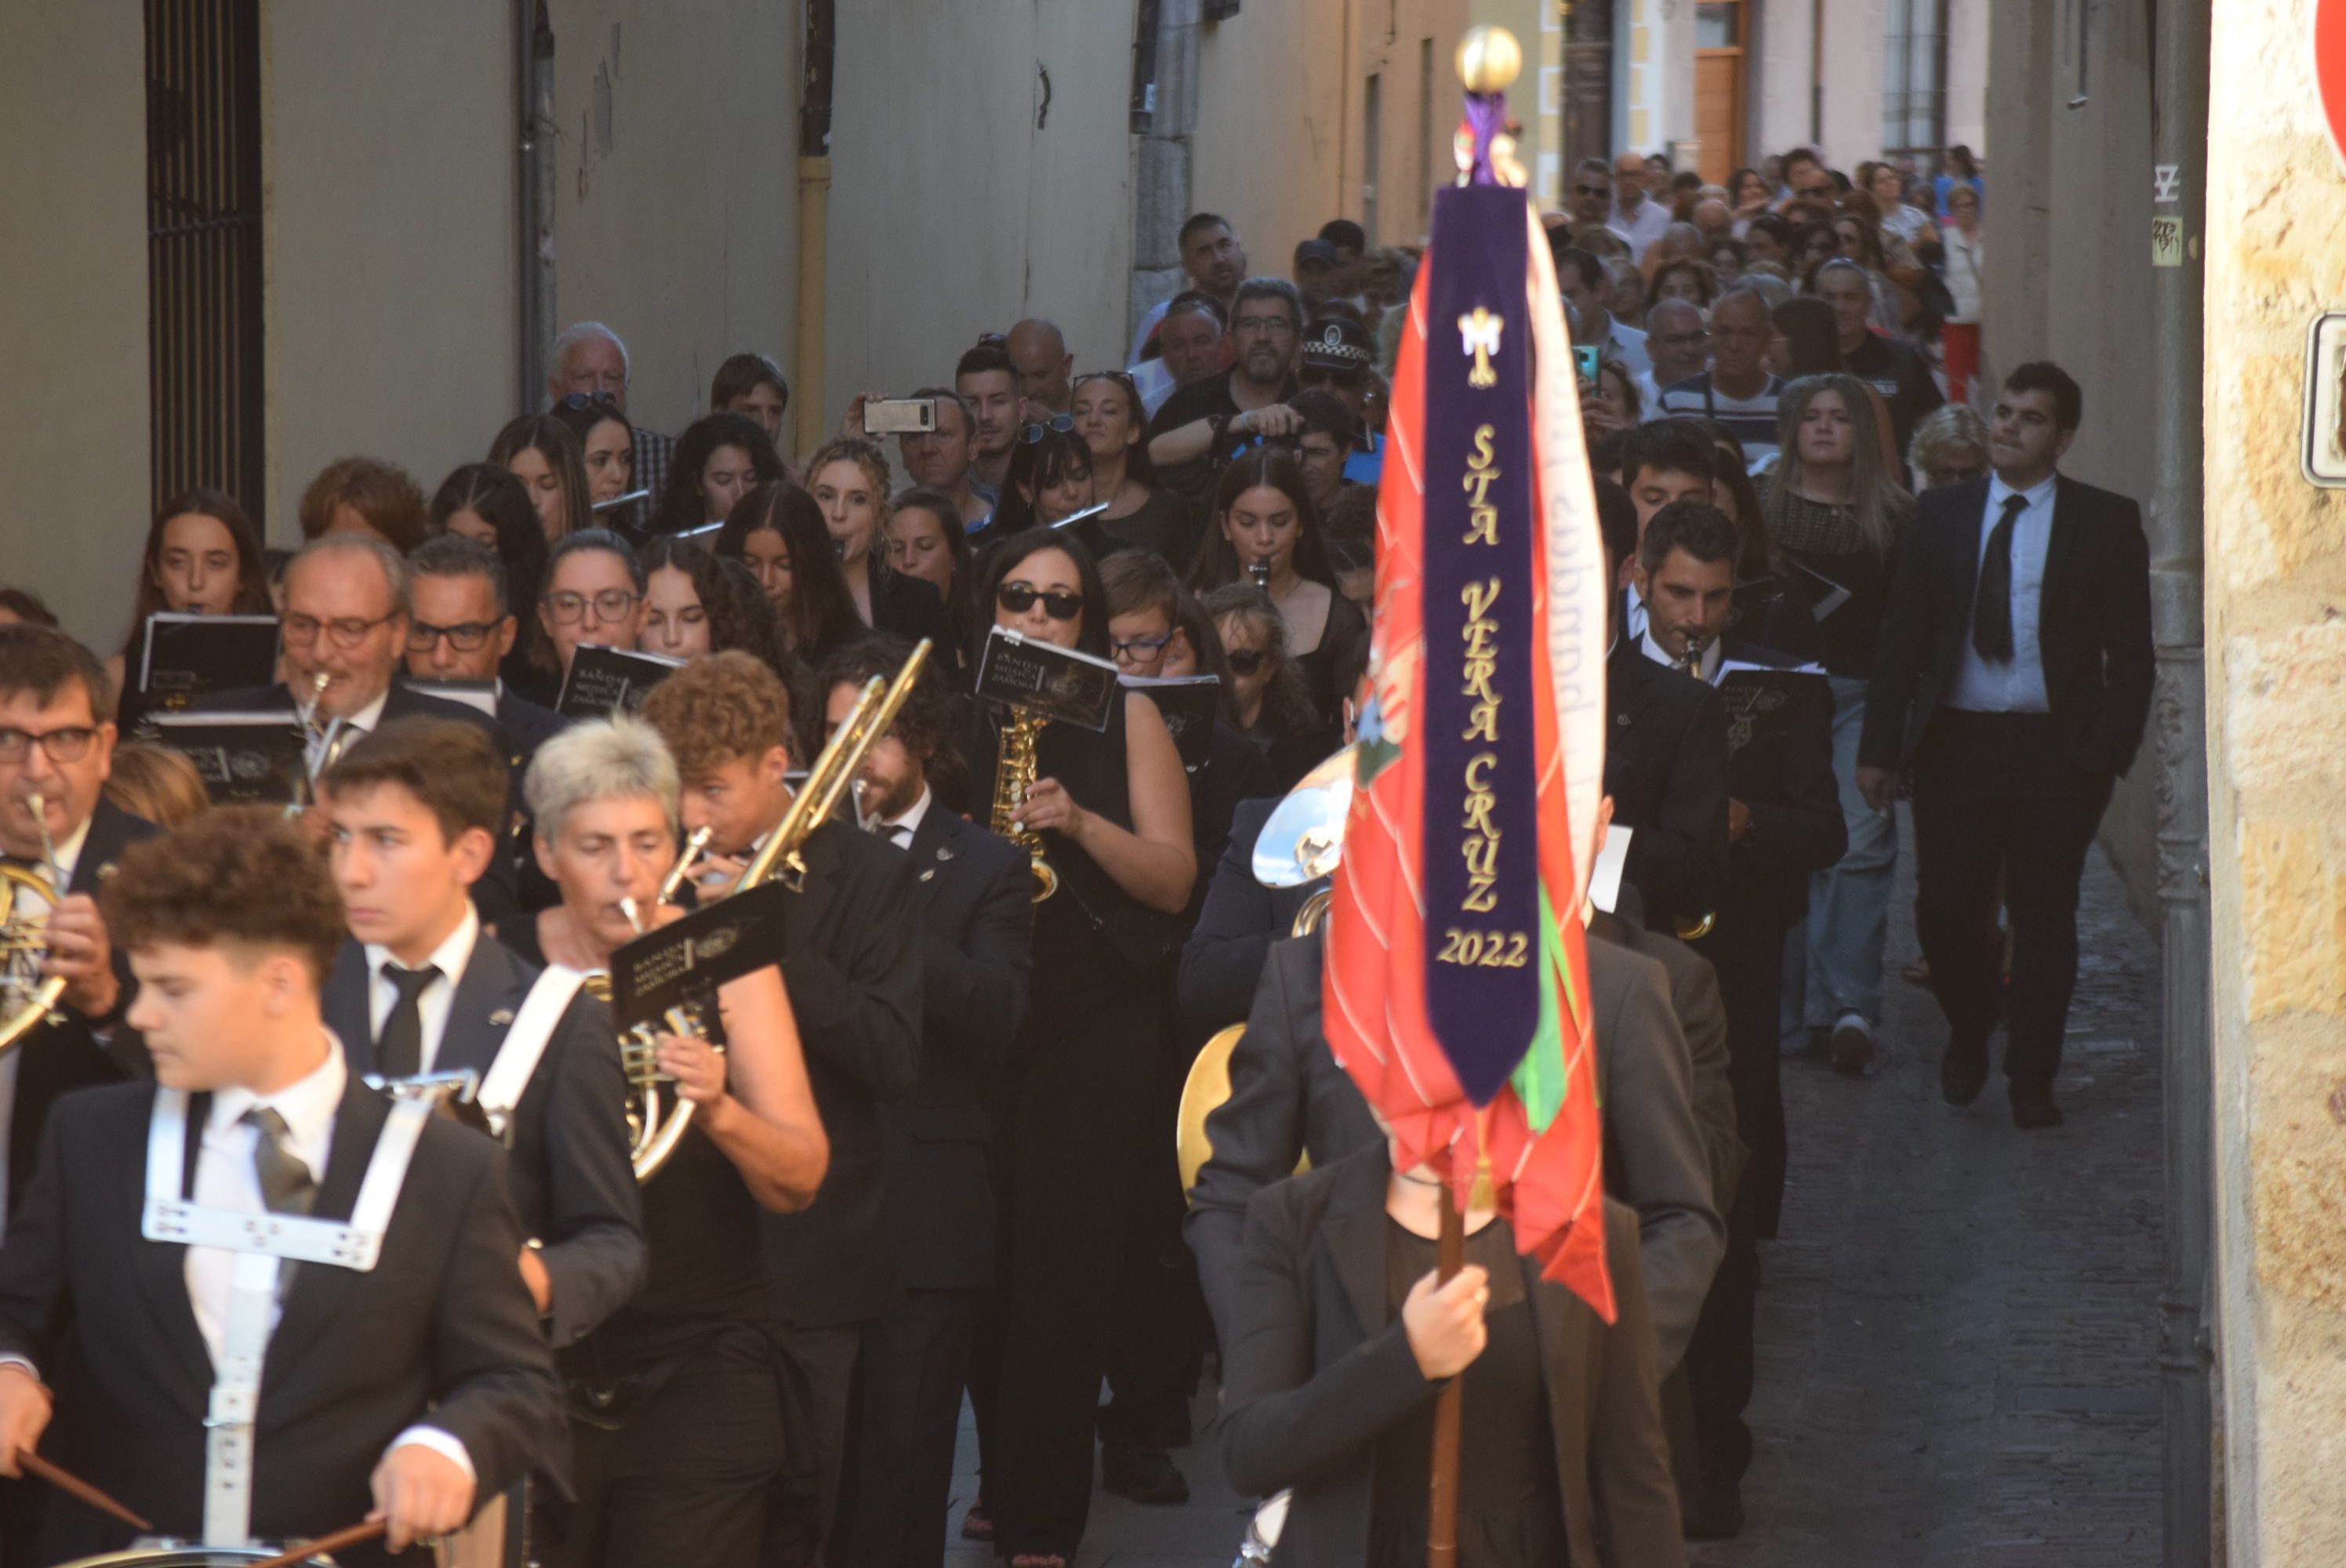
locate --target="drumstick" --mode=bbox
[15,1448,154,1532]
[250,1519,388,1568]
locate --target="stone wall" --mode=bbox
[2204,1,2346,1560]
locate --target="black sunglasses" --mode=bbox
[1224,648,1267,676]
[996,581,1084,621]
[975,332,1008,347]
[1019,413,1076,443]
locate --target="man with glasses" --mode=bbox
[405,535,568,775]
[1610,149,1673,261]
[1145,278,1306,514]
[1570,155,1615,234]
[1654,288,1785,472]
[1776,146,1839,212]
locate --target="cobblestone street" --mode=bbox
[946,822,2168,1566]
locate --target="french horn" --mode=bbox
[0,793,69,1056]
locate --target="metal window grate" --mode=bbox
[145,0,264,514]
[1880,0,1950,165]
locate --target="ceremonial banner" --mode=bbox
[1324,178,1615,1319]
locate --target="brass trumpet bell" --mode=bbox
[1251,746,1353,890]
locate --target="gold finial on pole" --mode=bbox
[1454,24,1523,95]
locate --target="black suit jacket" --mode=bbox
[6,800,161,1215]
[1606,641,1730,931]
[1711,640,1847,932]
[1176,796,1325,1035]
[870,571,953,655]
[1592,897,1744,1216]
[889,806,1033,1292]
[762,818,925,1327]
[1186,927,1722,1370]
[1860,474,2155,781]
[324,935,646,1348]
[0,1077,563,1564]
[1218,1155,1683,1568]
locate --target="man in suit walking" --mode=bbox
[817,642,1033,1568]
[0,806,563,1563]
[1860,361,2154,1130]
[640,652,924,1566]
[316,717,645,1348]
[1629,501,1845,1537]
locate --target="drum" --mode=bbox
[58,1546,341,1566]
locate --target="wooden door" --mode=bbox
[1693,2,1747,183]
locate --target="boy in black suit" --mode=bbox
[0,806,561,1563]
[817,640,1035,1568]
[317,717,645,1348]
[1859,361,2154,1129]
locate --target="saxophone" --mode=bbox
[990,709,1059,902]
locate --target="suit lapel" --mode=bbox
[130,1089,222,1406]
[907,808,960,899]
[67,801,143,897]
[263,1079,391,1385]
[1520,1249,1592,1504]
[321,943,374,1073]
[436,936,527,1076]
[1320,1146,1393,1341]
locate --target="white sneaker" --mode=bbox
[1829,1011,1876,1076]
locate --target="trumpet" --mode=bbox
[290,671,350,809]
[0,792,67,1057]
[1671,630,1709,678]
[990,707,1057,902]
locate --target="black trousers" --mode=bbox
[1910,711,2112,1094]
[833,1287,982,1568]
[1100,1001,1207,1452]
[539,1325,791,1568]
[1683,913,1787,1491]
[763,1322,864,1568]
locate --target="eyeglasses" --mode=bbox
[282,611,400,650]
[1224,649,1267,676]
[0,727,97,765]
[1019,414,1075,443]
[1109,630,1176,662]
[407,619,505,653]
[996,582,1084,622]
[1654,330,1711,351]
[1575,183,1612,198]
[1232,315,1296,339]
[556,391,621,413]
[543,589,643,624]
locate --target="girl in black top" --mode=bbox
[1185,450,1366,746]
[1071,370,1199,568]
[1200,580,1328,792]
[715,482,865,667]
[960,529,1194,1568]
[1760,375,1912,681]
[650,412,786,539]
[804,436,953,653]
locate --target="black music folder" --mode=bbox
[142,710,307,804]
[974,627,1120,733]
[1122,674,1221,773]
[556,644,685,720]
[128,613,280,727]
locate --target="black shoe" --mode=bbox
[1680,1479,1745,1540]
[1100,1442,1189,1504]
[2010,1087,2065,1130]
[1940,1033,1990,1105]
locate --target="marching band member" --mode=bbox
[505,716,828,1568]
[637,651,924,1564]
[317,717,645,1347]
[0,806,564,1563]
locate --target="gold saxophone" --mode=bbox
[990,708,1058,902]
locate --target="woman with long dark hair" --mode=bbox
[959,527,1193,1568]
[638,534,784,670]
[430,462,552,691]
[1070,371,1194,565]
[1200,581,1325,791]
[650,412,786,538]
[982,423,1098,546]
[714,482,864,666]
[549,392,640,535]
[884,486,975,678]
[1185,450,1365,742]
[109,488,274,712]
[489,413,594,542]
[803,436,950,650]
[1763,375,1914,1076]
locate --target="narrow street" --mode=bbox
[944,823,2168,1566]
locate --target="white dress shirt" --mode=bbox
[1622,579,1649,643]
[184,1040,474,1479]
[1607,197,1673,262]
[1636,626,1724,684]
[1603,321,1652,378]
[874,785,934,851]
[362,905,480,1075]
[0,816,89,1235]
[1947,473,2057,714]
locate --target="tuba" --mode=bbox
[0,793,67,1057]
[989,708,1057,902]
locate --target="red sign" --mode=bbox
[2321,0,2346,173]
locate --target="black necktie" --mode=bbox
[1972,493,2029,663]
[244,1106,316,1217]
[376,963,440,1080]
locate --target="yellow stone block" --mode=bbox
[2224,622,2346,800]
[2238,821,2346,1022]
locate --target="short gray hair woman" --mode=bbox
[525,713,679,847]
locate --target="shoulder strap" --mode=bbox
[476,964,589,1133]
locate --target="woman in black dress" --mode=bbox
[1185,450,1366,746]
[714,482,864,667]
[803,436,953,652]
[961,528,1195,1568]
[1070,370,1198,568]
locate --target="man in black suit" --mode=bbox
[1860,361,2154,1130]
[194,533,521,919]
[317,718,644,1349]
[817,643,1033,1568]
[1185,922,1723,1376]
[1596,475,1731,933]
[640,652,923,1566]
[0,806,562,1564]
[1629,501,1845,1536]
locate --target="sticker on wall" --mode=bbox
[2298,311,2346,486]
